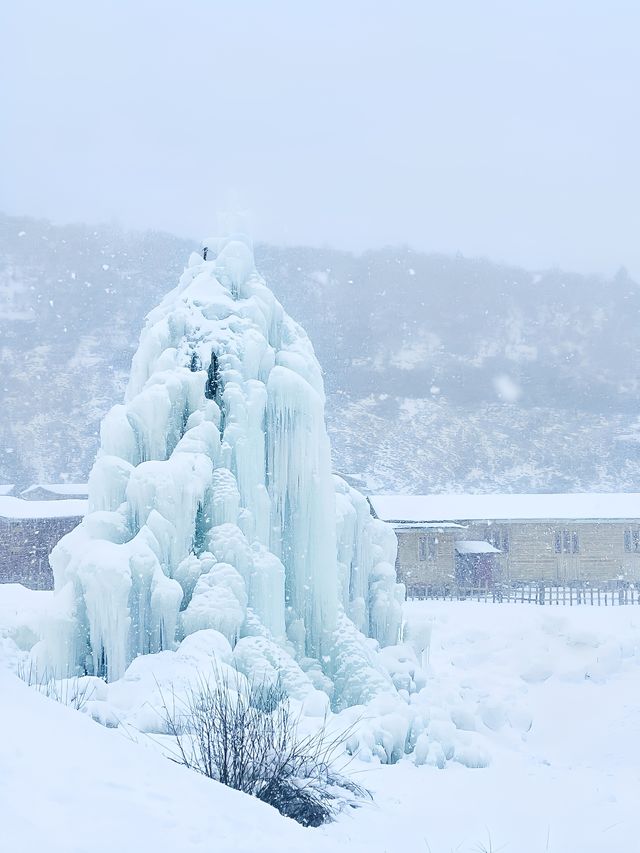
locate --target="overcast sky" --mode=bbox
[1,1,638,277]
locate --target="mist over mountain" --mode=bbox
[1,212,638,492]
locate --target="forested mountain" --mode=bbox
[1,212,638,492]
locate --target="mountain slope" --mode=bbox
[1,213,638,492]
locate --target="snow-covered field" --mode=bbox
[2,588,639,853]
[333,600,640,853]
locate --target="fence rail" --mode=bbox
[409,583,640,606]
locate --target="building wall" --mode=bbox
[395,519,640,592]
[464,520,640,582]
[395,527,459,593]
[0,516,82,589]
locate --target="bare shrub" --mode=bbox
[17,661,99,712]
[157,670,370,827]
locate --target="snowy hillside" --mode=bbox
[1,212,639,492]
[328,395,640,494]
[0,669,366,853]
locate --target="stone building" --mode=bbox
[368,493,640,595]
[0,497,87,589]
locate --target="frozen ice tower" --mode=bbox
[37,238,404,705]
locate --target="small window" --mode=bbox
[487,528,504,550]
[627,528,640,552]
[555,529,579,554]
[418,536,427,561]
[428,535,437,559]
[419,533,437,560]
[502,530,510,553]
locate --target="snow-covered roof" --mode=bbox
[21,483,89,498]
[0,497,88,520]
[455,540,501,555]
[369,493,640,522]
[390,521,466,530]
[0,485,15,496]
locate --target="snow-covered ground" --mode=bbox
[332,600,640,853]
[2,588,639,852]
[0,668,366,853]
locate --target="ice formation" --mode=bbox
[36,237,405,708]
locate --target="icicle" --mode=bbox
[38,237,403,699]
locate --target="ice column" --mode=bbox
[37,237,403,691]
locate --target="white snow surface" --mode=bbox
[326,599,640,853]
[21,482,89,498]
[0,496,88,519]
[0,667,366,853]
[2,588,639,852]
[455,540,501,555]
[370,492,640,522]
[0,584,52,651]
[34,238,404,711]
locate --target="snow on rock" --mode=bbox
[34,238,406,720]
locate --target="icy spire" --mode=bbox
[37,238,403,695]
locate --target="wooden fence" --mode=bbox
[409,583,640,606]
